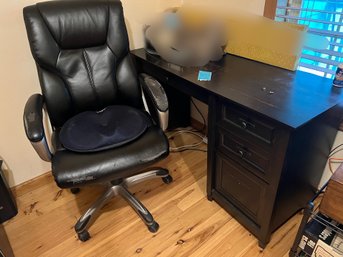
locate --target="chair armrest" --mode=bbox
[139,73,169,131]
[23,94,52,162]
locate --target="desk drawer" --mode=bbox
[215,153,267,224]
[218,127,271,182]
[221,104,275,144]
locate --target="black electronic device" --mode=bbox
[0,160,17,223]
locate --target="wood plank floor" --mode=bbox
[4,134,301,257]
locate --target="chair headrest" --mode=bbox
[34,1,109,49]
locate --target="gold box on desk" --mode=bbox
[224,16,307,71]
[180,7,307,71]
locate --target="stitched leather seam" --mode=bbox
[105,2,117,60]
[105,1,119,84]
[82,49,101,104]
[34,7,78,124]
[106,2,110,41]
[36,5,61,48]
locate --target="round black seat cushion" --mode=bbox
[59,105,152,152]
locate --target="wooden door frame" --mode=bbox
[264,0,277,19]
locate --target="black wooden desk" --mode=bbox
[132,48,343,247]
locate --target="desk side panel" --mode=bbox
[271,104,343,231]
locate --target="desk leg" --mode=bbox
[206,96,218,201]
[258,236,271,249]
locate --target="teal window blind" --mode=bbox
[275,0,343,78]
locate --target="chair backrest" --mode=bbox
[23,0,143,128]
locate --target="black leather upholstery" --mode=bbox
[23,0,169,189]
[24,0,143,128]
[52,126,168,188]
[23,94,45,142]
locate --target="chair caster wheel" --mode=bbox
[71,188,80,194]
[162,175,173,184]
[147,221,159,233]
[77,231,90,242]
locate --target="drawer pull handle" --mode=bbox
[238,118,255,130]
[237,146,251,159]
[238,150,245,157]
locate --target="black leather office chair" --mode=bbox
[23,0,172,242]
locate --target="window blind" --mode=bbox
[275,0,343,78]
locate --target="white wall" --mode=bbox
[0,1,50,187]
[0,0,266,187]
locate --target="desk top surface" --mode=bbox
[132,48,343,129]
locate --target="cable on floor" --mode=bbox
[167,99,208,152]
[168,129,207,153]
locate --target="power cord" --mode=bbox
[329,143,343,157]
[168,129,207,152]
[167,99,208,152]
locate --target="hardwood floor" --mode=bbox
[3,133,301,257]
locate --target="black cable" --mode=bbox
[329,143,343,157]
[330,143,343,153]
[311,181,328,203]
[191,98,206,133]
[329,143,343,155]
[329,148,343,158]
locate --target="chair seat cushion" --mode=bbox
[59,105,152,152]
[52,126,169,188]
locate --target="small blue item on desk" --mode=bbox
[198,70,212,81]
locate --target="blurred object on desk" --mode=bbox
[179,6,307,71]
[144,7,227,67]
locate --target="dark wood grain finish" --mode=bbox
[131,48,343,248]
[215,153,268,224]
[132,49,343,129]
[212,99,293,247]
[217,127,271,181]
[221,104,276,144]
